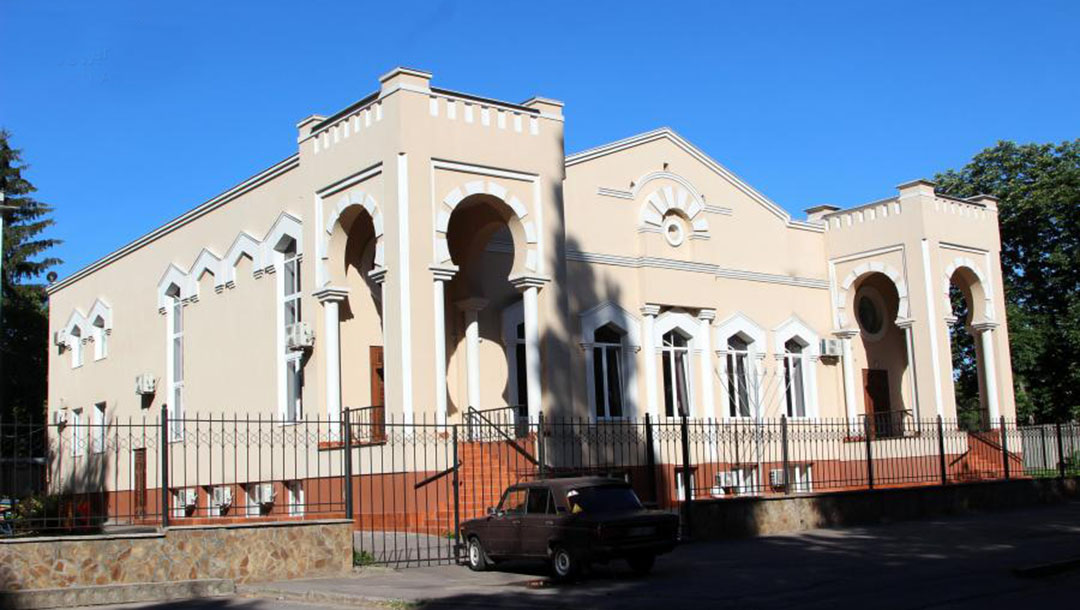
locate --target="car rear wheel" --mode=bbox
[550,545,579,581]
[627,553,655,576]
[466,536,489,572]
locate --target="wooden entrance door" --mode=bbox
[370,346,385,441]
[863,369,893,437]
[132,448,147,517]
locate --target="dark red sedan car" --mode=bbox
[459,477,679,580]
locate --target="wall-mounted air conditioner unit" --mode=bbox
[820,339,843,358]
[715,471,738,489]
[286,322,314,350]
[211,486,233,515]
[769,468,787,488]
[52,410,69,427]
[250,483,276,507]
[53,331,68,348]
[135,374,157,396]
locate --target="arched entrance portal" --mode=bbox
[322,200,384,432]
[850,273,910,437]
[433,189,544,426]
[946,264,999,429]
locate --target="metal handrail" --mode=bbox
[464,406,538,467]
[860,409,914,438]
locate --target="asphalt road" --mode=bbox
[78,501,1080,609]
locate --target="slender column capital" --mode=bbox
[833,328,859,340]
[640,304,661,317]
[895,318,916,330]
[943,314,959,325]
[509,274,550,292]
[367,268,388,285]
[970,321,999,334]
[697,308,717,322]
[430,264,458,282]
[313,286,350,304]
[455,297,489,313]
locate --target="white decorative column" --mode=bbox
[836,329,860,431]
[314,286,349,437]
[431,266,457,425]
[697,309,716,419]
[896,319,921,420]
[510,275,548,421]
[972,322,1001,425]
[456,297,488,412]
[640,305,661,420]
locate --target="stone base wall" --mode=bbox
[689,476,1079,540]
[0,520,352,592]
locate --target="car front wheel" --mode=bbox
[466,536,490,572]
[550,545,580,581]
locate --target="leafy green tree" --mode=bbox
[935,140,1080,423]
[1,130,61,422]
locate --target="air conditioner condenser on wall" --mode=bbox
[819,338,843,358]
[286,322,314,350]
[135,374,157,395]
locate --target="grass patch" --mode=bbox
[353,549,376,566]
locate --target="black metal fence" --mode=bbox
[3,407,1078,564]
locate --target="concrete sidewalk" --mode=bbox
[239,501,1080,609]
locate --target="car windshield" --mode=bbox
[565,485,642,514]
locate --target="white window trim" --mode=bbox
[280,242,304,422]
[660,331,693,419]
[70,408,84,457]
[715,313,767,420]
[580,302,641,419]
[652,310,706,418]
[287,481,304,517]
[773,316,820,419]
[273,231,304,423]
[166,291,185,440]
[92,402,106,454]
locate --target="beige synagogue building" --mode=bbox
[47,67,1016,447]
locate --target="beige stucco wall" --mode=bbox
[46,66,1016,481]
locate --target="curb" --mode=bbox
[5,578,235,609]
[238,584,417,608]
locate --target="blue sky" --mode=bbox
[2,0,1078,280]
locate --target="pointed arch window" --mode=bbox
[783,338,807,417]
[726,335,752,418]
[166,285,185,438]
[592,324,626,418]
[661,330,692,418]
[281,238,304,421]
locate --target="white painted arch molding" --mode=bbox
[320,189,385,286]
[838,261,910,327]
[639,184,710,238]
[58,299,113,347]
[155,211,301,311]
[435,180,538,272]
[942,257,994,321]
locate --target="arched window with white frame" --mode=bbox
[661,329,692,418]
[592,324,626,418]
[69,326,84,368]
[783,338,807,417]
[165,284,184,437]
[774,316,820,419]
[92,315,108,361]
[279,237,304,422]
[580,302,641,419]
[726,335,753,417]
[715,313,767,420]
